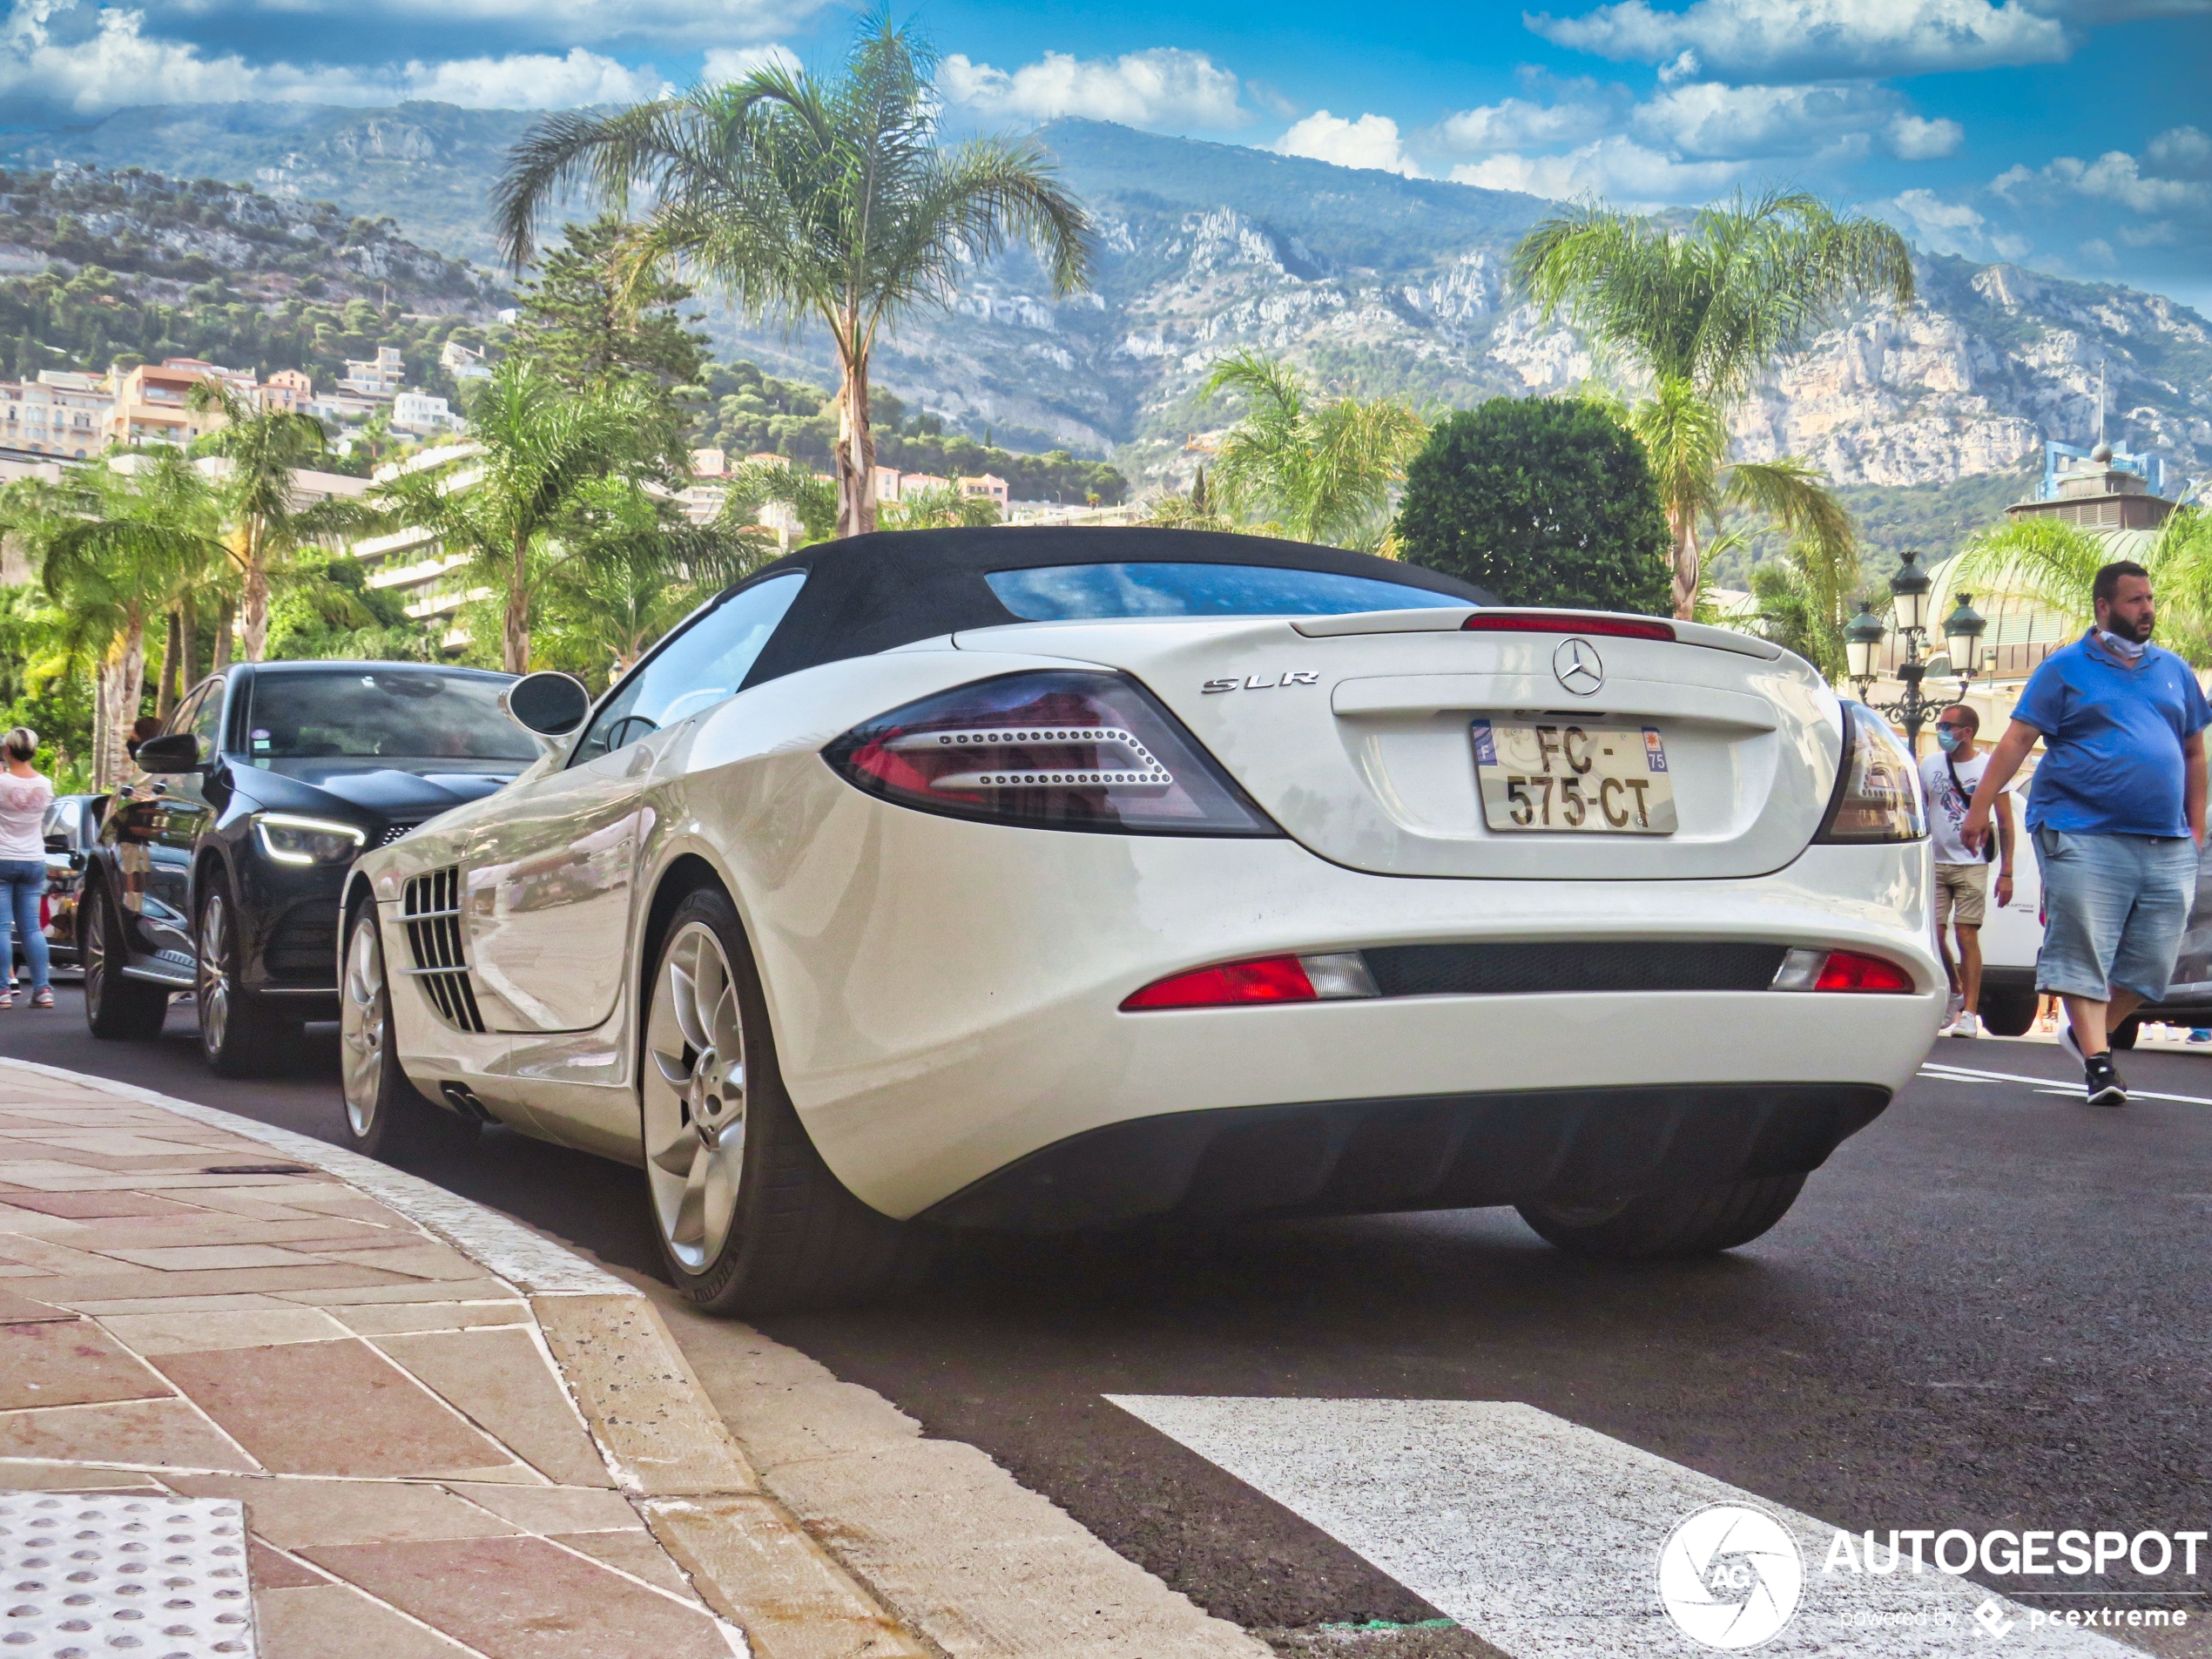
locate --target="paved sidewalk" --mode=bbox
[0,1058,922,1659]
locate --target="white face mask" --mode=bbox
[2097,629,2148,661]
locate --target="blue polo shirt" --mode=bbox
[2013,632,2211,837]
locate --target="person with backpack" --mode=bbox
[1920,705,2013,1036]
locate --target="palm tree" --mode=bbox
[1200,351,1426,550]
[4,455,226,786]
[880,482,999,529]
[185,381,352,661]
[718,459,839,546]
[491,11,1093,539]
[1952,505,2212,664]
[373,358,662,673]
[540,476,772,679]
[1512,189,1914,619]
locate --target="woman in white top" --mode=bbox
[0,726,57,1009]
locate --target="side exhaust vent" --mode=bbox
[440,1082,496,1123]
[401,867,487,1035]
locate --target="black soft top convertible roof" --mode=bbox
[738,526,1489,689]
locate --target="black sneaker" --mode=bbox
[2083,1052,2128,1108]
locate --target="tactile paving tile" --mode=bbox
[0,1492,255,1657]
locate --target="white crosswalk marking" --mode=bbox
[1919,1060,2212,1106]
[1107,1397,2139,1657]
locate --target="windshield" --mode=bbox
[245,670,541,765]
[986,562,1470,622]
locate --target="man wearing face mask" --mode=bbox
[1962,561,2209,1105]
[1919,705,2013,1037]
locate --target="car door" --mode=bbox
[466,570,808,1034]
[112,678,219,957]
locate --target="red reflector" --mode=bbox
[1122,955,1317,1011]
[1461,613,1676,641]
[1812,951,1914,993]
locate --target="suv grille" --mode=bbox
[401,867,485,1033]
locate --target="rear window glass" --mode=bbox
[986,562,1469,622]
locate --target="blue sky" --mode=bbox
[3,0,2209,311]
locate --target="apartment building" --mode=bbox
[340,347,406,400]
[0,373,108,458]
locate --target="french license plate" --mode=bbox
[1471,719,1678,834]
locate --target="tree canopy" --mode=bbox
[1394,399,1671,615]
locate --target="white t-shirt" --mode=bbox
[0,772,53,861]
[1919,748,1989,866]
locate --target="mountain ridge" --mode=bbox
[6,105,2207,568]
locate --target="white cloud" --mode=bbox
[401,48,665,106]
[1271,111,1424,177]
[1527,0,2069,79]
[1881,187,2032,260]
[940,47,1247,131]
[698,44,799,83]
[2147,125,2212,178]
[0,0,666,113]
[2078,236,2118,266]
[1631,80,1907,158]
[1887,113,1964,160]
[1438,91,1615,153]
[1450,136,1743,204]
[1995,151,2212,214]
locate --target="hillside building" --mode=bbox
[2005,438,2176,534]
[2,374,108,458]
[958,473,1009,508]
[340,347,407,400]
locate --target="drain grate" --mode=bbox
[0,1492,255,1656]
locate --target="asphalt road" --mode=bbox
[6,989,2209,1655]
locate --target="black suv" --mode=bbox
[82,659,535,1074]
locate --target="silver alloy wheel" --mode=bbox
[197,892,232,1057]
[642,921,748,1271]
[340,915,385,1138]
[84,889,109,1015]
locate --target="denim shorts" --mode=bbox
[2033,827,2201,1002]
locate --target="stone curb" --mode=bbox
[0,1056,932,1659]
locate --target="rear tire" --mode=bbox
[339,905,480,1163]
[641,885,913,1316]
[1978,989,2037,1038]
[196,884,300,1078]
[82,880,168,1041]
[1518,1174,1807,1261]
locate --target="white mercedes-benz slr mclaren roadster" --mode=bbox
[339,528,1940,1313]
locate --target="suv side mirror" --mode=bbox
[502,671,591,737]
[135,732,205,773]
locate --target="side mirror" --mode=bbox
[134,732,205,773]
[502,671,591,737]
[42,833,68,855]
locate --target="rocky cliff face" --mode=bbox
[12,107,2208,495]
[840,191,2211,495]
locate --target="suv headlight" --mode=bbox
[1814,702,1927,844]
[253,813,367,866]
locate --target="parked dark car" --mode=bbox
[81,660,535,1074]
[30,792,105,978]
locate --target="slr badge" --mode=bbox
[1553,637,1604,696]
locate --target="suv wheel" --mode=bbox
[195,885,297,1077]
[82,880,168,1040]
[1518,1174,1807,1260]
[340,905,478,1163]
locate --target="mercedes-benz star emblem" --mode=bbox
[1553,637,1605,696]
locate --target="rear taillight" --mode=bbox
[1815,702,1926,844]
[1123,951,1379,1010]
[1771,948,1915,993]
[824,670,1278,835]
[1461,613,1676,641]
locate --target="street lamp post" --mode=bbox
[1844,550,1988,754]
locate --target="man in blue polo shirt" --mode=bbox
[1962,560,2209,1105]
